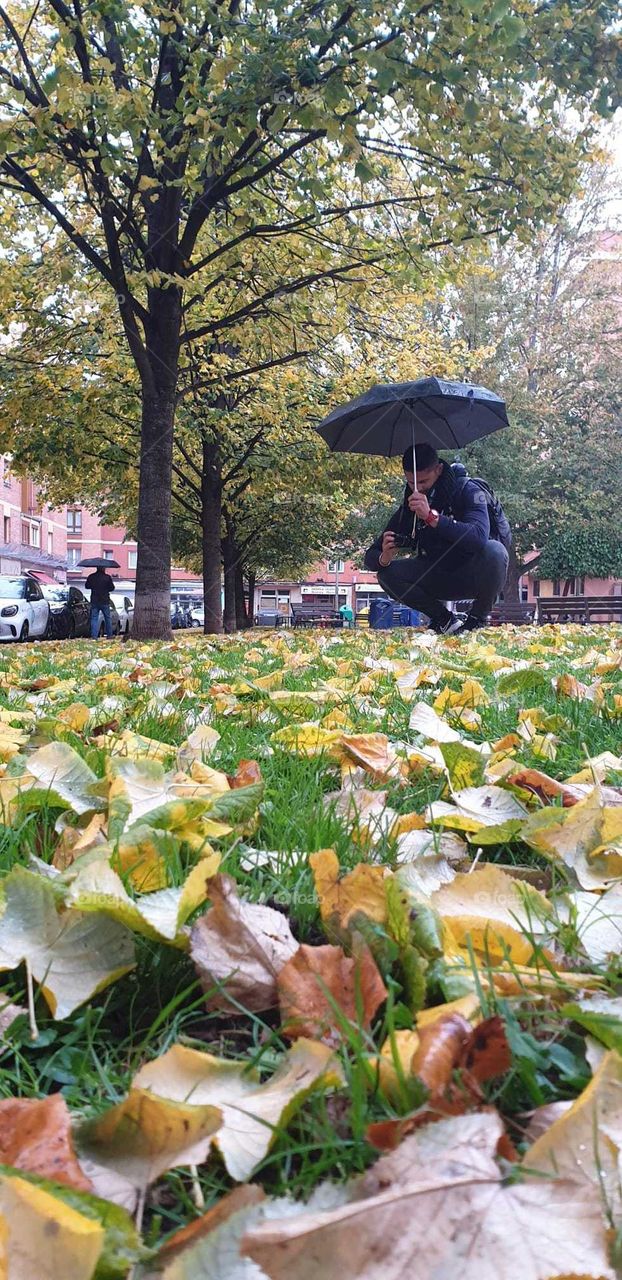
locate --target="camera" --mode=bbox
[390,533,412,548]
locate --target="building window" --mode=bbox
[103,549,114,560]
[47,530,53,554]
[328,560,345,574]
[127,550,137,569]
[2,516,9,543]
[552,579,561,597]
[20,518,40,548]
[67,548,82,568]
[67,508,82,533]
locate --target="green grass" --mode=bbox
[0,623,621,1253]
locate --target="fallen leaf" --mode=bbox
[0,1173,104,1280]
[242,1110,613,1280]
[309,849,388,937]
[523,788,622,888]
[0,1095,92,1191]
[432,864,553,964]
[134,1039,343,1182]
[190,874,298,1012]
[0,865,135,1019]
[228,759,263,789]
[76,1089,222,1193]
[526,1050,622,1211]
[277,943,387,1043]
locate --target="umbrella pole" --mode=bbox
[411,413,418,536]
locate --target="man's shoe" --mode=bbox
[430,611,467,636]
[456,613,488,634]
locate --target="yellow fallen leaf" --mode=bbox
[309,849,388,935]
[0,1174,104,1280]
[134,1038,342,1182]
[432,864,553,964]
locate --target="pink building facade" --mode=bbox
[0,457,68,580]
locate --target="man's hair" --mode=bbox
[402,443,439,472]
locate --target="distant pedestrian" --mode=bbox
[85,567,115,639]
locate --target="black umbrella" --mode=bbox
[78,557,121,569]
[316,376,509,468]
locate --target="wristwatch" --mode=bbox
[424,508,440,528]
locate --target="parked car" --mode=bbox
[0,576,50,642]
[111,593,133,636]
[42,584,90,639]
[189,605,204,628]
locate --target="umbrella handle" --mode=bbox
[411,413,418,535]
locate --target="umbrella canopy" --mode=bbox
[316,377,508,457]
[78,557,121,569]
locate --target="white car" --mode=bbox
[0,575,50,642]
[111,593,134,636]
[190,605,204,628]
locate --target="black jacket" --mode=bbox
[364,463,490,573]
[85,570,115,608]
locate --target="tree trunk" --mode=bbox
[222,528,237,633]
[246,572,256,627]
[504,543,523,602]
[201,438,223,634]
[132,296,180,640]
[234,557,249,628]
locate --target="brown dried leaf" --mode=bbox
[190,873,297,1012]
[277,943,387,1044]
[410,1012,472,1095]
[0,1095,92,1191]
[228,759,263,789]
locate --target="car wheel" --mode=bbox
[19,621,29,642]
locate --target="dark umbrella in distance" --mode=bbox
[78,557,121,569]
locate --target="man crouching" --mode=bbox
[364,444,508,634]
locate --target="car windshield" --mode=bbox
[0,578,27,599]
[42,587,68,602]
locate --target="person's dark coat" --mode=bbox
[85,570,115,608]
[364,462,490,573]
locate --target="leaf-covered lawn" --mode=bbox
[1,623,622,1278]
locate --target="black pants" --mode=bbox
[377,542,509,624]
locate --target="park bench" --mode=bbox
[490,602,537,626]
[291,603,343,629]
[537,596,622,625]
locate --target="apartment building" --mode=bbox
[0,457,68,580]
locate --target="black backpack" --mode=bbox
[450,463,512,551]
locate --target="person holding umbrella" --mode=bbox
[316,377,511,635]
[79,557,119,639]
[364,444,509,633]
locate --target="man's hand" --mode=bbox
[408,491,430,520]
[379,532,399,566]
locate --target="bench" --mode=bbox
[537,596,622,625]
[291,603,343,629]
[490,602,537,626]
